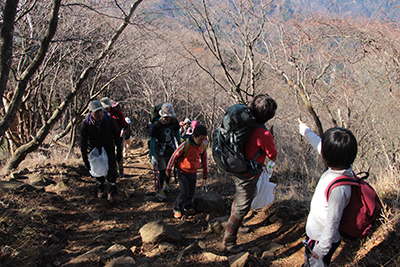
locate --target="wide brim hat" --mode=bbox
[100,97,112,108]
[159,103,176,118]
[88,100,104,112]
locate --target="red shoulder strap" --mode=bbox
[325,174,361,202]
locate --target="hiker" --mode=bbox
[123,117,133,157]
[100,97,127,178]
[166,125,209,219]
[298,119,357,267]
[180,118,192,139]
[223,94,278,254]
[80,100,122,202]
[149,103,181,201]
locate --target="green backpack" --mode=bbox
[212,103,265,179]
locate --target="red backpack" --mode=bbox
[325,172,382,240]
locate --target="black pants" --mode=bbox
[304,236,341,266]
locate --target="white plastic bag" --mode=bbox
[251,169,276,210]
[88,147,109,177]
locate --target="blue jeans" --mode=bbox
[174,169,197,212]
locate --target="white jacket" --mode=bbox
[304,129,352,261]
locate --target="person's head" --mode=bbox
[184,118,191,127]
[88,100,104,122]
[159,103,176,124]
[249,94,277,124]
[321,127,357,170]
[192,124,207,146]
[100,97,112,113]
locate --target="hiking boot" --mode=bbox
[162,181,170,193]
[155,191,167,202]
[224,244,244,254]
[107,192,116,203]
[173,210,182,219]
[185,208,196,215]
[97,188,106,198]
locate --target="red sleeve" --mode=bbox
[259,130,277,160]
[166,142,185,172]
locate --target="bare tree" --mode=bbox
[177,0,277,104]
[2,0,144,174]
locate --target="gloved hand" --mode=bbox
[150,156,158,168]
[203,173,209,180]
[298,118,311,136]
[116,150,122,162]
[166,169,172,178]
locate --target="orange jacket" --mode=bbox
[166,138,208,176]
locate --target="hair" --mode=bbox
[249,93,277,124]
[193,124,207,137]
[321,127,358,169]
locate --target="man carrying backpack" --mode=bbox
[149,103,181,201]
[100,97,127,178]
[80,100,122,202]
[222,94,278,254]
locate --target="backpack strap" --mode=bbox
[182,139,207,158]
[325,172,369,201]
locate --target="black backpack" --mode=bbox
[212,103,265,179]
[150,104,163,124]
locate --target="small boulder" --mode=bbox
[139,220,183,244]
[193,190,225,213]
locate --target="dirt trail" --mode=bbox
[2,140,357,266]
[51,140,309,266]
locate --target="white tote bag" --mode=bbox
[251,169,276,210]
[88,147,109,177]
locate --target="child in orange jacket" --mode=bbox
[166,125,209,219]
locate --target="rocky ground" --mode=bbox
[0,139,398,266]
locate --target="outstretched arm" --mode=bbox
[298,118,321,154]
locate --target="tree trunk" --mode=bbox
[3,0,144,174]
[0,0,60,137]
[0,0,19,104]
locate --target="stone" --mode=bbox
[139,220,183,244]
[100,244,134,265]
[193,190,225,213]
[62,245,106,266]
[228,252,250,267]
[200,252,228,262]
[105,256,136,267]
[158,242,177,253]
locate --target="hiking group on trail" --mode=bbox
[80,94,381,267]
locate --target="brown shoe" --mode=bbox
[224,244,243,254]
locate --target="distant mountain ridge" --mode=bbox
[286,0,399,21]
[155,0,399,22]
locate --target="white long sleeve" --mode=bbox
[304,128,322,154]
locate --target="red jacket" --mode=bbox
[244,126,277,162]
[166,138,208,176]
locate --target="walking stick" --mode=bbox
[302,239,311,267]
[153,163,161,191]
